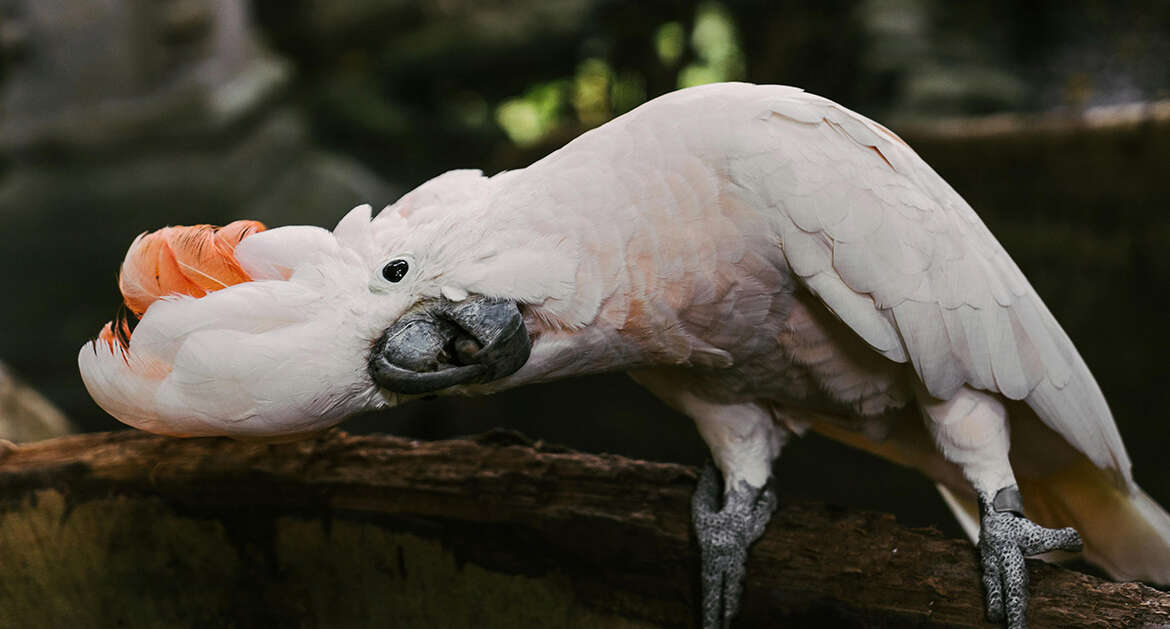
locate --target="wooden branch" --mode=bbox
[1,430,1167,627]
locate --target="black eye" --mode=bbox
[381,259,410,283]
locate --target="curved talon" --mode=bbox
[692,461,777,629]
[978,487,1083,629]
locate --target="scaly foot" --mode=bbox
[978,485,1082,629]
[692,461,777,629]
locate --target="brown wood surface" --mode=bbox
[0,430,1167,628]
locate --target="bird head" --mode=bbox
[80,170,584,438]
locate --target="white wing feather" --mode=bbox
[739,87,1132,485]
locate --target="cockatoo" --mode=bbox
[80,83,1170,628]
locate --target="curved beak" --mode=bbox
[368,296,531,395]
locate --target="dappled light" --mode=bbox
[495,2,745,147]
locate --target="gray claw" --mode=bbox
[978,486,1082,629]
[692,461,777,629]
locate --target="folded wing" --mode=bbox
[746,88,1133,487]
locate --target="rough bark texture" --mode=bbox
[0,430,1167,628]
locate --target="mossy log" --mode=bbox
[1,430,1167,628]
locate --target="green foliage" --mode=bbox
[654,22,685,67]
[572,58,613,126]
[678,2,745,89]
[494,2,745,148]
[496,80,569,146]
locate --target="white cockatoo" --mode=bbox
[80,83,1170,629]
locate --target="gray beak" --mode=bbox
[368,296,531,395]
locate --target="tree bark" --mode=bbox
[0,430,1167,628]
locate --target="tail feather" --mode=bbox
[1018,461,1170,584]
[937,483,979,542]
[934,458,1170,585]
[811,412,1170,585]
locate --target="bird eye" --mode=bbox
[381,259,410,283]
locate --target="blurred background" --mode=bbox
[1,0,1169,539]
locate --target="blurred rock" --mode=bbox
[0,361,73,443]
[0,0,286,153]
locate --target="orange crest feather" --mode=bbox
[99,220,266,351]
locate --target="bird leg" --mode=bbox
[628,373,786,629]
[918,385,1084,629]
[692,461,777,629]
[977,485,1082,629]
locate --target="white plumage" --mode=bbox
[80,83,1170,587]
